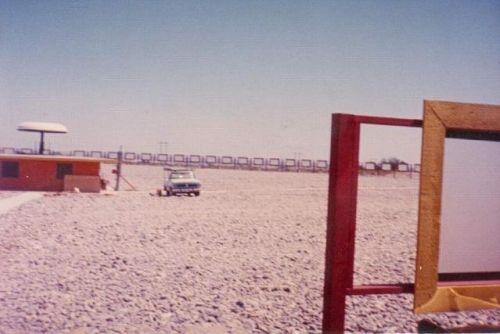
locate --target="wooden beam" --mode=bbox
[425,100,500,132]
[414,102,446,311]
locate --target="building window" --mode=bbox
[56,163,73,180]
[1,161,19,178]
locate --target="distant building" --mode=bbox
[0,154,115,192]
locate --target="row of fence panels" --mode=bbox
[0,147,329,171]
[114,151,329,171]
[0,147,420,173]
[361,161,421,173]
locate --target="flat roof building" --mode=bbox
[0,154,116,192]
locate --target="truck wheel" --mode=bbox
[194,191,200,197]
[166,190,171,197]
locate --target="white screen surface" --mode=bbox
[438,138,500,273]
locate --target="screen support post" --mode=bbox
[322,114,360,333]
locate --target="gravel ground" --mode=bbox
[0,165,498,333]
[0,192,19,200]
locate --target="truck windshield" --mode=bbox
[170,171,194,179]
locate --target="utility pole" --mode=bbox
[159,141,168,154]
[293,152,302,172]
[115,146,123,191]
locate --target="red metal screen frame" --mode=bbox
[322,114,422,333]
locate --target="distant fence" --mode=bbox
[0,146,421,174]
[360,161,420,176]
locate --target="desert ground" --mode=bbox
[0,165,498,333]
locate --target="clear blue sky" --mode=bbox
[1,0,499,162]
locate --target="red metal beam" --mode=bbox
[322,114,360,334]
[348,284,415,295]
[438,280,500,287]
[355,115,422,127]
[322,114,423,334]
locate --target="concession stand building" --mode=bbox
[1,121,115,192]
[0,154,115,192]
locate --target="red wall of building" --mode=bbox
[0,159,100,191]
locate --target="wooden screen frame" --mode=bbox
[414,100,500,313]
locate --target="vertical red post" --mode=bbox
[322,114,360,333]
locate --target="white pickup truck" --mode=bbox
[163,169,201,196]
